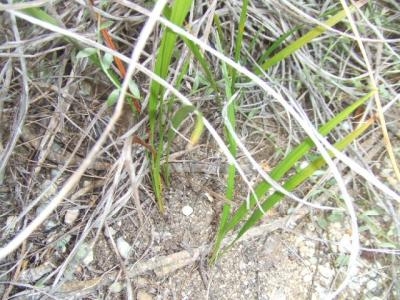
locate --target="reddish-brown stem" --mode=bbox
[89,0,142,113]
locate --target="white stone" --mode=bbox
[50,169,60,178]
[82,247,94,265]
[109,281,124,293]
[117,237,131,259]
[299,161,309,169]
[338,234,352,253]
[182,205,193,216]
[204,192,214,202]
[64,209,79,225]
[367,280,378,291]
[137,290,153,300]
[340,120,352,132]
[309,257,318,265]
[307,223,316,231]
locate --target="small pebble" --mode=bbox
[82,248,94,265]
[182,205,193,216]
[50,169,59,178]
[309,257,318,265]
[338,234,352,253]
[135,277,149,287]
[109,281,124,293]
[366,280,378,291]
[64,209,79,225]
[117,237,131,259]
[137,290,153,300]
[307,223,316,231]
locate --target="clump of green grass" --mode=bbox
[210,1,373,263]
[147,0,193,213]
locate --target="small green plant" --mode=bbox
[147,0,194,213]
[21,6,142,114]
[210,0,249,264]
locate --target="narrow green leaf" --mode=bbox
[317,217,329,230]
[258,3,365,72]
[100,20,113,30]
[128,79,141,99]
[107,89,120,106]
[327,211,345,222]
[163,5,172,19]
[163,105,195,185]
[151,160,164,213]
[183,38,218,92]
[189,113,204,146]
[256,26,300,68]
[21,7,59,26]
[76,47,97,59]
[210,29,238,264]
[97,51,121,88]
[168,106,195,142]
[212,15,226,54]
[210,203,231,263]
[102,53,114,70]
[230,0,249,85]
[377,242,397,249]
[149,0,193,134]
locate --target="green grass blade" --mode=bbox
[163,105,195,185]
[21,7,59,26]
[212,15,226,52]
[148,0,193,211]
[234,0,248,63]
[224,91,375,233]
[214,33,237,201]
[97,51,122,88]
[258,2,365,72]
[210,0,249,259]
[23,5,124,91]
[183,38,218,92]
[149,0,193,134]
[230,0,249,85]
[235,118,374,240]
[255,26,300,69]
[167,105,196,146]
[209,202,231,264]
[163,59,190,185]
[189,113,204,146]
